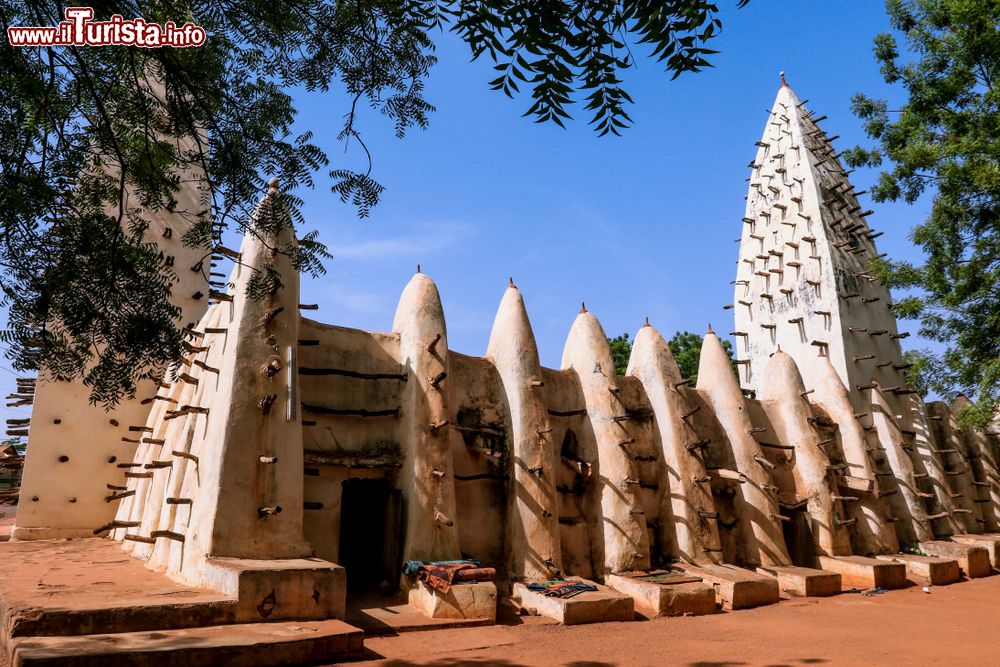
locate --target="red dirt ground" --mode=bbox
[351,575,1000,667]
[2,516,995,666]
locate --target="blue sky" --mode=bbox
[1,1,936,427]
[285,0,930,370]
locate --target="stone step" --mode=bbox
[677,564,779,610]
[756,565,841,597]
[606,572,717,617]
[875,554,960,586]
[919,541,991,578]
[202,556,347,622]
[10,619,363,667]
[511,577,634,625]
[0,539,240,641]
[347,599,494,636]
[4,597,240,643]
[407,581,497,622]
[951,534,1000,569]
[817,555,907,590]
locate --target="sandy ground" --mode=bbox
[352,575,1000,667]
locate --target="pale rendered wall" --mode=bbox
[447,350,511,571]
[542,366,603,580]
[15,147,209,541]
[297,320,405,564]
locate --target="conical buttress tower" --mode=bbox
[733,75,962,538]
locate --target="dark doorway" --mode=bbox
[339,478,401,593]
[781,505,817,568]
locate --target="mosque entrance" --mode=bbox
[781,504,818,567]
[339,478,402,594]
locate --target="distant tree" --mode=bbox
[846,0,1000,427]
[609,333,632,376]
[0,0,750,406]
[606,330,736,381]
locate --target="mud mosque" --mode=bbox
[3,78,999,664]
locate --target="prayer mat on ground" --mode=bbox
[525,580,598,598]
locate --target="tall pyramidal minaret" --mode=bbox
[13,78,212,541]
[733,74,963,537]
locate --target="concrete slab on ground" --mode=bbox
[678,564,779,610]
[875,554,960,586]
[817,555,907,590]
[951,534,1000,569]
[10,619,363,667]
[0,538,237,643]
[511,578,633,625]
[756,565,841,597]
[203,555,347,622]
[0,537,361,667]
[605,572,716,617]
[919,541,991,579]
[345,594,496,636]
[407,581,497,622]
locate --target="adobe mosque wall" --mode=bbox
[9,81,1000,616]
[13,132,210,541]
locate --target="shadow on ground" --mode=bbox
[347,653,830,667]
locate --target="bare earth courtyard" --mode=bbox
[0,513,996,666]
[351,575,1000,667]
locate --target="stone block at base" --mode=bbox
[407,581,497,622]
[511,578,633,625]
[678,565,779,610]
[605,572,716,617]
[875,554,960,586]
[817,556,907,590]
[10,526,98,542]
[202,557,346,622]
[951,534,1000,569]
[919,541,991,579]
[756,565,841,597]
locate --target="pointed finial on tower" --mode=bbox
[642,316,650,328]
[707,323,714,334]
[580,302,587,314]
[509,276,515,288]
[416,263,421,274]
[776,344,782,353]
[267,177,279,193]
[779,71,788,88]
